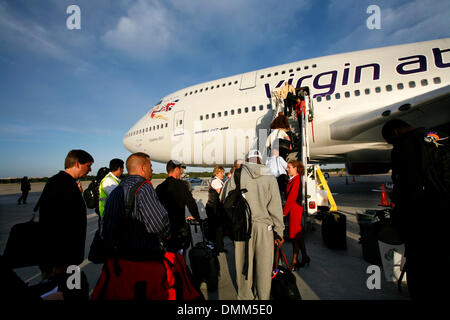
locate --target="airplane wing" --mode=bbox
[330,84,450,141]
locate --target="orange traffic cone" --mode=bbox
[379,184,389,207]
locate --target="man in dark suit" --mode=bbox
[38,149,94,299]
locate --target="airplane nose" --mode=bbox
[123,132,133,153]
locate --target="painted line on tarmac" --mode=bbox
[87,213,97,220]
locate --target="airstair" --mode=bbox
[269,88,338,231]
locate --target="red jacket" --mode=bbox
[283,174,303,239]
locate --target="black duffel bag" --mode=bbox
[3,215,41,268]
[271,245,301,300]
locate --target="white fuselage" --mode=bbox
[124,38,450,171]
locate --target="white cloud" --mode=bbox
[102,0,311,60]
[102,0,174,59]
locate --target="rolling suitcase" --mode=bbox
[187,220,220,292]
[271,245,301,300]
[321,211,347,250]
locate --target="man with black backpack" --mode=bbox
[382,119,449,300]
[90,152,173,300]
[221,149,284,300]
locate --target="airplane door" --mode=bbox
[174,110,184,135]
[240,71,257,90]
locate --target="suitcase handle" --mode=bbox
[274,244,290,270]
[187,218,208,246]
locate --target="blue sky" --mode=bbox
[1,0,449,178]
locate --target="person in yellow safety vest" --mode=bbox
[98,158,124,218]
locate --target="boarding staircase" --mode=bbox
[269,88,338,230]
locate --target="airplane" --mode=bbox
[123,38,450,174]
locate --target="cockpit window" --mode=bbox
[155,100,162,106]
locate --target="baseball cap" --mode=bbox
[247,149,262,160]
[166,159,182,173]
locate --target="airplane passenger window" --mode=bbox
[222,83,226,87]
[365,88,370,95]
[421,79,428,86]
[267,104,271,109]
[166,123,168,128]
[282,71,286,74]
[326,95,331,101]
[206,114,209,119]
[212,113,215,119]
[245,107,249,113]
[260,75,264,79]
[200,89,203,92]
[289,69,293,72]
[234,81,238,84]
[345,91,350,98]
[386,85,392,91]
[304,66,309,70]
[195,90,198,93]
[312,64,317,68]
[267,74,271,77]
[185,93,188,96]
[146,128,148,132]
[355,90,360,96]
[157,125,159,129]
[228,82,232,86]
[211,86,214,89]
[238,108,242,114]
[231,110,235,115]
[317,96,322,102]
[375,87,381,93]
[218,112,221,117]
[190,92,192,95]
[433,77,441,84]
[224,111,228,116]
[216,85,220,88]
[252,106,256,112]
[274,72,278,76]
[205,87,208,91]
[409,81,416,88]
[397,83,404,90]
[296,67,301,71]
[259,105,264,110]
[200,115,203,121]
[335,93,340,99]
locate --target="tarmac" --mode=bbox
[0,174,411,300]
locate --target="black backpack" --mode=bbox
[89,180,164,263]
[223,168,252,242]
[83,167,110,211]
[223,167,252,279]
[420,130,450,198]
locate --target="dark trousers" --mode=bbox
[205,204,225,252]
[283,99,292,116]
[18,191,29,204]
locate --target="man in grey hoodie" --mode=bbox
[221,149,285,300]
